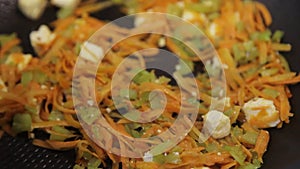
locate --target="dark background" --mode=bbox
[0,0,299,168]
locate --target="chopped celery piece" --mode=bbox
[206,142,219,152]
[186,0,221,13]
[240,131,258,145]
[78,106,100,125]
[208,12,220,20]
[224,145,247,165]
[33,70,47,84]
[87,157,102,169]
[176,59,194,75]
[224,108,235,118]
[0,33,17,46]
[260,68,279,77]
[149,141,174,155]
[140,91,150,103]
[167,4,182,16]
[153,152,181,164]
[149,91,166,109]
[243,67,258,78]
[50,126,73,141]
[250,30,272,41]
[124,123,143,138]
[232,126,243,138]
[262,88,280,98]
[233,44,244,61]
[49,110,64,121]
[156,76,171,84]
[73,164,85,169]
[278,54,291,72]
[243,41,255,51]
[238,163,260,169]
[133,70,155,84]
[272,30,284,43]
[120,89,137,100]
[21,71,33,86]
[236,21,245,32]
[164,152,181,164]
[123,110,140,122]
[12,113,32,134]
[57,7,74,19]
[74,42,82,55]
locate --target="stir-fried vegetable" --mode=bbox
[0,0,299,169]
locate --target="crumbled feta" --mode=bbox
[203,110,231,139]
[224,97,231,107]
[18,0,47,20]
[208,23,217,37]
[143,151,153,162]
[30,25,56,52]
[182,10,196,21]
[80,41,104,63]
[5,53,32,71]
[158,37,166,47]
[51,0,81,8]
[106,107,112,113]
[176,2,185,8]
[134,15,146,27]
[242,98,280,128]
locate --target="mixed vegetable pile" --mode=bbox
[0,0,300,169]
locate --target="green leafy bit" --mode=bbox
[133,70,156,84]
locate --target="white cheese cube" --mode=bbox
[203,110,231,139]
[242,98,280,128]
[18,0,47,20]
[5,53,32,71]
[51,0,81,8]
[80,41,104,63]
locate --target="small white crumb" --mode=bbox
[87,99,94,106]
[158,37,166,47]
[106,107,112,113]
[143,151,153,162]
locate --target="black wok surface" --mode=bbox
[0,0,299,168]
